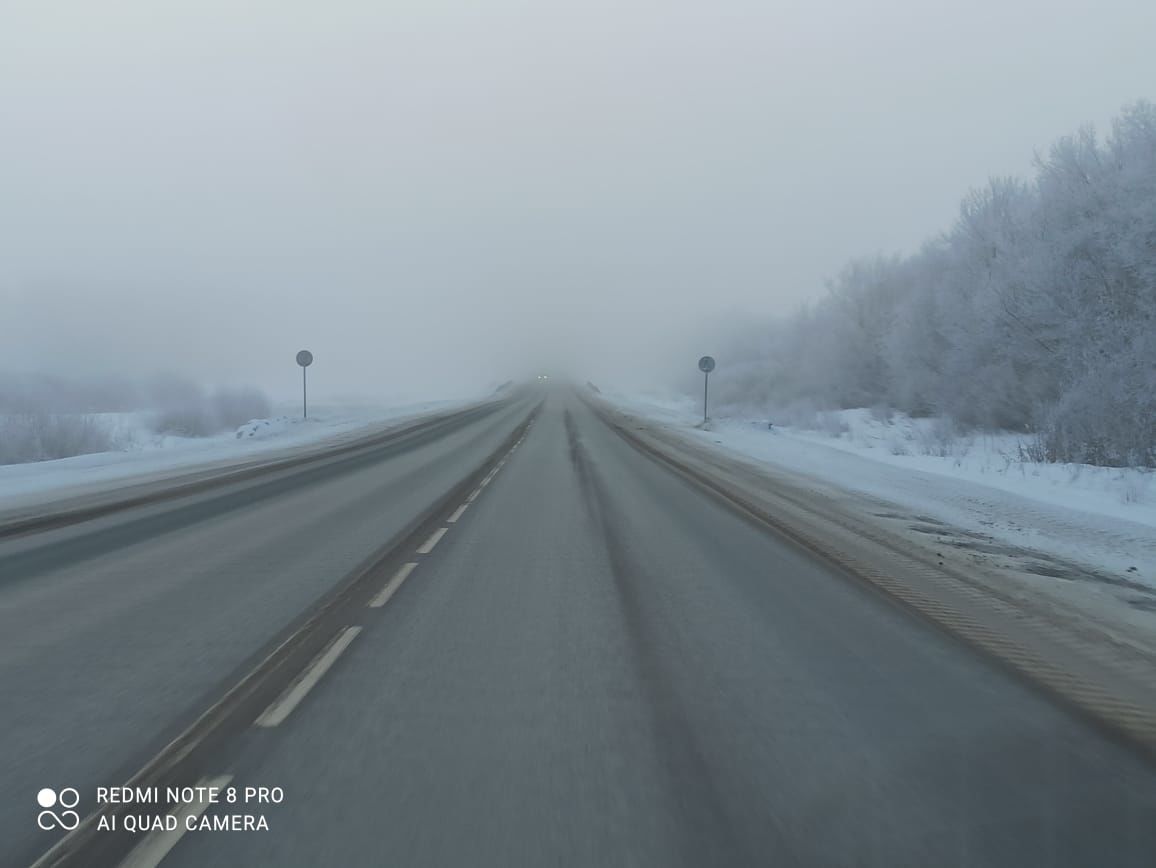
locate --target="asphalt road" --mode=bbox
[9,387,1156,867]
[1,395,534,868]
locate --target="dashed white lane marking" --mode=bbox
[447,503,469,523]
[369,562,418,608]
[466,487,482,503]
[416,527,448,554]
[118,774,234,868]
[255,627,362,728]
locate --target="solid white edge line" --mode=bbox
[416,526,448,555]
[118,774,234,868]
[254,627,362,728]
[369,562,418,608]
[447,503,469,523]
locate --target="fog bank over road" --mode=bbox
[4,0,1154,398]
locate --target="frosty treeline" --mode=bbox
[716,102,1156,468]
[0,373,272,463]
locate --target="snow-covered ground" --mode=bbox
[609,392,1156,593]
[0,399,469,513]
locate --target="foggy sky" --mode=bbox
[2,0,1153,401]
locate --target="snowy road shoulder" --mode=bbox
[0,400,470,520]
[605,392,1156,658]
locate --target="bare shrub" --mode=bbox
[152,404,220,438]
[773,399,821,429]
[0,413,126,464]
[211,387,272,429]
[916,417,958,457]
[151,387,273,438]
[1039,351,1156,468]
[816,411,850,438]
[1118,473,1151,505]
[1017,436,1048,464]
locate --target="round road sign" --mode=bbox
[296,350,314,367]
[698,355,716,373]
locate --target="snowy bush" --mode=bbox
[816,411,851,438]
[1039,337,1156,467]
[152,406,219,438]
[0,373,275,454]
[152,387,272,438]
[0,413,127,464]
[212,387,273,429]
[916,418,961,458]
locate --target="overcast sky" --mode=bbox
[2,0,1153,400]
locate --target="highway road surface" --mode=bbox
[6,386,1156,868]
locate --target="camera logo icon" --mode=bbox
[37,788,80,831]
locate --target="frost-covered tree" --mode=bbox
[706,101,1156,466]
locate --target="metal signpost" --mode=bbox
[296,350,313,419]
[698,355,715,424]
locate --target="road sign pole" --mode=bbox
[697,355,716,425]
[296,350,314,421]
